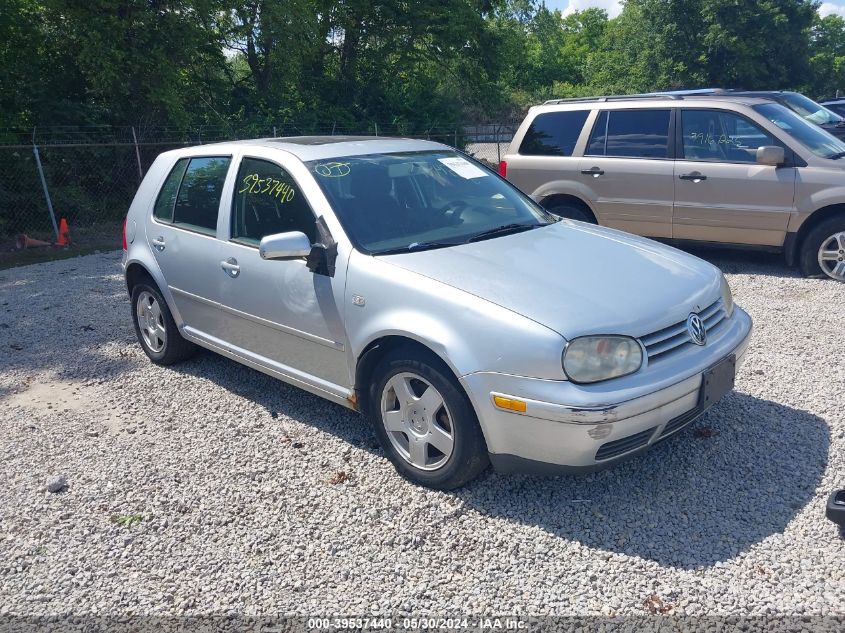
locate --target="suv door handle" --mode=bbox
[679,172,707,182]
[151,236,165,251]
[220,258,240,278]
[580,167,605,177]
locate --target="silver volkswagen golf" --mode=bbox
[122,137,752,489]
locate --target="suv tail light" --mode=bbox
[498,160,507,178]
[122,217,128,251]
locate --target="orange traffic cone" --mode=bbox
[55,218,71,247]
[15,234,52,250]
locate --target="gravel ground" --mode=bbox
[0,248,843,620]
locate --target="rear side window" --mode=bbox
[231,158,316,245]
[153,158,188,222]
[171,157,231,234]
[519,110,589,156]
[586,109,671,158]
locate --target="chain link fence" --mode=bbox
[0,122,517,245]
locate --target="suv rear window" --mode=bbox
[586,109,671,159]
[519,111,589,156]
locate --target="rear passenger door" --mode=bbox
[146,155,231,335]
[672,109,795,246]
[578,108,675,238]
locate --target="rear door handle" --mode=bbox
[221,258,240,278]
[151,236,165,251]
[580,167,605,177]
[679,172,707,182]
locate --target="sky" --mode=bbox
[542,0,845,19]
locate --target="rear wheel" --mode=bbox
[367,348,488,489]
[799,216,845,281]
[131,282,197,364]
[545,201,595,223]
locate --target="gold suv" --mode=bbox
[502,94,845,281]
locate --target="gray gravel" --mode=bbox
[0,249,843,618]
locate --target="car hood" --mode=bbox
[379,221,721,340]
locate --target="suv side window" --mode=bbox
[681,109,776,163]
[231,157,316,245]
[153,158,189,222]
[170,156,231,235]
[586,109,671,159]
[519,110,589,156]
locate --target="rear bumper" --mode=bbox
[461,307,752,473]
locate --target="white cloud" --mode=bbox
[818,2,845,17]
[558,0,624,19]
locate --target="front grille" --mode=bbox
[640,298,726,362]
[595,427,657,461]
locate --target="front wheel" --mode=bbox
[368,348,489,489]
[799,216,845,281]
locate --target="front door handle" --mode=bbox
[151,236,165,251]
[580,167,605,177]
[220,258,240,278]
[679,172,707,182]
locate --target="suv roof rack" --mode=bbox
[542,93,684,105]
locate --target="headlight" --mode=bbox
[720,274,734,317]
[562,336,643,384]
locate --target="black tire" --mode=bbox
[131,282,197,365]
[545,202,595,223]
[799,215,845,281]
[367,347,489,489]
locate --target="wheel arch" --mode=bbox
[354,335,465,416]
[789,203,845,265]
[537,193,598,223]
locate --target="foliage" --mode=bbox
[0,0,841,130]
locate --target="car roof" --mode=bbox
[167,136,450,161]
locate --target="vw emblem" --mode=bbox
[687,313,707,346]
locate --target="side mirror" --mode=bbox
[259,231,312,260]
[756,145,785,166]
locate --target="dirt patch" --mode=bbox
[4,376,130,434]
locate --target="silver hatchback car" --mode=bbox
[122,137,752,489]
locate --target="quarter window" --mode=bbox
[681,110,776,163]
[171,156,231,234]
[231,158,316,245]
[153,158,188,222]
[519,110,589,156]
[586,109,671,158]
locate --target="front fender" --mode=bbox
[344,252,567,381]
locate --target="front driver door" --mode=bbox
[216,154,350,394]
[672,108,796,246]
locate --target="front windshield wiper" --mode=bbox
[826,151,845,160]
[373,240,462,255]
[465,223,541,243]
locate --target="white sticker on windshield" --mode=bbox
[437,156,489,179]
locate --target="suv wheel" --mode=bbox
[131,283,197,364]
[800,216,845,281]
[545,202,594,223]
[368,348,489,489]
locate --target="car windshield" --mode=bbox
[753,103,845,159]
[779,92,843,126]
[307,150,554,254]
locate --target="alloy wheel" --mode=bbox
[817,231,845,281]
[136,290,166,353]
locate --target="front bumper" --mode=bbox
[460,307,752,474]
